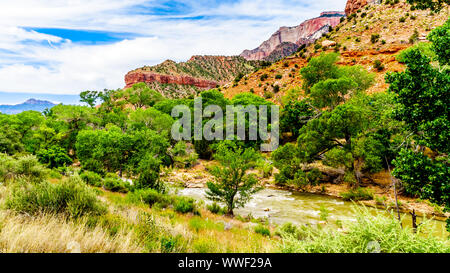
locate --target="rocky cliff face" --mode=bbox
[124,55,262,98]
[125,72,218,90]
[345,0,379,15]
[240,11,345,61]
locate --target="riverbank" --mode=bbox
[164,160,450,222]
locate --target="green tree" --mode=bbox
[37,145,73,169]
[386,20,450,230]
[300,53,341,93]
[80,91,100,107]
[280,100,315,138]
[115,83,164,109]
[205,143,261,215]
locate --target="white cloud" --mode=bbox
[0,0,347,94]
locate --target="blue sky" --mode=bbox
[0,0,347,97]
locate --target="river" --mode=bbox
[175,187,449,238]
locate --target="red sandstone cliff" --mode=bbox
[124,71,219,90]
[240,11,345,61]
[345,0,379,15]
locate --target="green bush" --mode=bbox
[36,146,72,169]
[127,188,173,208]
[80,171,103,187]
[206,202,226,215]
[174,197,196,214]
[0,155,49,184]
[279,207,450,253]
[5,175,107,218]
[102,177,130,193]
[254,225,271,237]
[341,187,374,201]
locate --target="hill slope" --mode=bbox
[223,0,449,102]
[125,56,263,98]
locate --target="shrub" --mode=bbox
[174,197,196,214]
[279,207,450,253]
[80,171,103,187]
[275,222,300,238]
[260,74,269,81]
[273,85,280,93]
[127,188,173,208]
[373,60,385,71]
[340,187,374,201]
[371,34,380,44]
[207,202,226,215]
[254,225,271,237]
[102,177,130,193]
[37,146,72,169]
[5,175,107,218]
[1,155,49,184]
[275,74,282,79]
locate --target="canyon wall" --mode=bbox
[240,11,345,61]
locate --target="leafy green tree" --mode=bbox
[280,100,315,138]
[206,142,261,215]
[80,91,100,107]
[115,83,165,109]
[37,145,72,169]
[49,105,98,153]
[310,77,357,110]
[76,125,132,176]
[128,108,174,135]
[386,50,449,153]
[300,53,341,93]
[386,20,450,230]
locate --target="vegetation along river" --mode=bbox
[176,187,449,238]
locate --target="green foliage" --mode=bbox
[102,177,130,193]
[340,188,374,201]
[0,155,49,184]
[206,202,226,215]
[279,207,450,253]
[114,83,165,109]
[171,141,198,168]
[174,197,196,214]
[37,145,72,169]
[80,171,103,187]
[393,149,449,207]
[280,100,314,137]
[5,175,107,218]
[406,0,450,12]
[370,34,380,43]
[128,108,174,135]
[428,18,450,65]
[206,142,261,215]
[300,53,341,93]
[386,44,449,154]
[397,42,435,63]
[254,225,271,237]
[128,188,172,207]
[310,77,357,110]
[373,60,385,71]
[134,153,164,191]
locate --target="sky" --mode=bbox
[0,0,347,100]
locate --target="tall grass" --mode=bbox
[5,175,107,218]
[0,211,142,253]
[279,207,450,253]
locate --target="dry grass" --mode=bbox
[0,211,143,253]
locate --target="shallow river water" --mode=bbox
[176,187,449,238]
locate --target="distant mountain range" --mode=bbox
[0,99,56,114]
